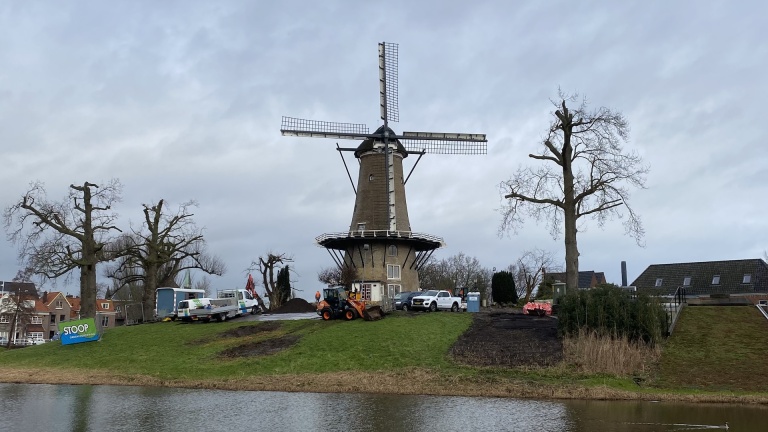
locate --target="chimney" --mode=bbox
[42,291,48,303]
[621,261,628,287]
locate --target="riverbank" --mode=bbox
[1,309,767,404]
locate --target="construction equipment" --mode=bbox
[316,287,383,321]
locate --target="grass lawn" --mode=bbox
[656,306,768,392]
[0,312,472,380]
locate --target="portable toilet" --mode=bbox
[467,292,481,313]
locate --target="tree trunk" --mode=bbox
[144,264,159,321]
[79,263,97,318]
[560,106,579,292]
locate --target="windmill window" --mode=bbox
[369,174,374,182]
[683,276,691,286]
[655,278,663,287]
[363,244,370,250]
[712,275,720,285]
[388,245,397,256]
[387,264,401,280]
[743,274,752,284]
[357,223,366,231]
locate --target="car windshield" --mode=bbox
[424,290,438,296]
[394,293,403,300]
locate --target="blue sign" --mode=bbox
[58,318,99,345]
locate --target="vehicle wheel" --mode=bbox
[402,304,409,312]
[251,306,260,315]
[215,314,224,322]
[451,303,458,312]
[322,310,333,321]
[429,302,437,312]
[344,310,355,320]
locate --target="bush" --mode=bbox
[491,271,518,304]
[556,284,667,346]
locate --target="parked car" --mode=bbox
[393,291,423,311]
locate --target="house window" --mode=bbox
[387,264,401,280]
[743,274,752,284]
[0,315,9,324]
[60,315,66,322]
[655,278,663,287]
[31,316,42,324]
[101,316,109,327]
[357,223,366,231]
[712,275,720,285]
[115,306,122,313]
[51,315,56,323]
[101,303,110,309]
[28,332,43,341]
[55,300,63,309]
[388,245,397,257]
[683,276,691,286]
[387,284,401,298]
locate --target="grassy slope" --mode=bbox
[2,309,768,402]
[656,306,768,392]
[0,313,472,380]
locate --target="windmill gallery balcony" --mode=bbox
[316,230,445,251]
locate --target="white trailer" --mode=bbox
[178,289,260,322]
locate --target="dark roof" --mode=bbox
[0,281,38,298]
[543,271,606,289]
[630,259,768,296]
[354,125,409,158]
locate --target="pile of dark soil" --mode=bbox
[450,311,563,367]
[271,298,317,314]
[218,334,301,358]
[220,322,281,337]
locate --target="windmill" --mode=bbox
[280,42,486,308]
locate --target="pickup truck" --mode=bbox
[410,290,463,312]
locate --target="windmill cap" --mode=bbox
[354,125,408,158]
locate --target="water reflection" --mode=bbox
[1,383,765,432]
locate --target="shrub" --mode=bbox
[557,284,667,346]
[491,271,518,305]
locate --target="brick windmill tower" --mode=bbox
[281,42,486,309]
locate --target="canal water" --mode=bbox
[0,383,764,431]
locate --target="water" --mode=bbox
[0,383,763,432]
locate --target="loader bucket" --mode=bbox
[363,306,383,321]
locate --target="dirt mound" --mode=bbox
[271,298,316,314]
[363,306,384,321]
[218,334,301,358]
[450,311,562,367]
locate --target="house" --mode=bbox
[630,258,768,297]
[44,291,76,336]
[0,293,50,344]
[543,270,607,289]
[95,299,118,329]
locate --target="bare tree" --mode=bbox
[249,253,293,311]
[499,93,648,291]
[106,199,225,320]
[317,266,358,288]
[419,253,491,298]
[4,180,123,318]
[510,249,558,303]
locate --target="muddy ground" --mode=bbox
[450,310,562,367]
[271,298,316,314]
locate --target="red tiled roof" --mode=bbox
[45,292,70,308]
[26,324,45,332]
[96,299,113,312]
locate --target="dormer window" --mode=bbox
[712,275,720,285]
[101,303,110,309]
[683,276,691,286]
[655,278,663,287]
[743,274,752,284]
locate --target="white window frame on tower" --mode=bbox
[387,264,401,280]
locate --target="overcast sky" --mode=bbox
[1,1,766,300]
